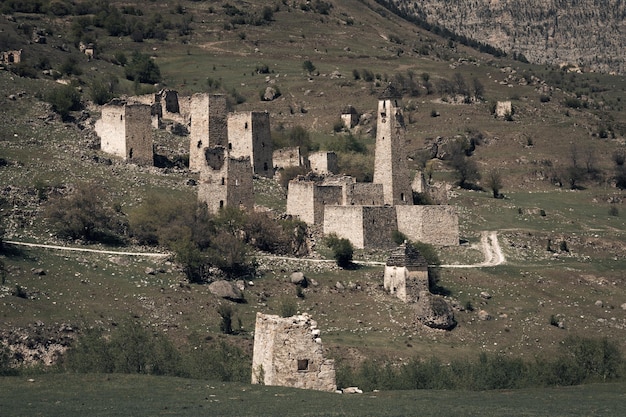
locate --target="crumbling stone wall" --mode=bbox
[308,151,338,175]
[189,93,228,172]
[1,50,22,65]
[252,312,336,392]
[287,179,342,225]
[95,100,153,165]
[228,111,273,178]
[273,147,306,170]
[373,87,413,206]
[395,205,459,246]
[197,147,254,214]
[324,206,397,249]
[341,105,359,129]
[384,242,429,303]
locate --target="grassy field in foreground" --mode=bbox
[1,374,625,417]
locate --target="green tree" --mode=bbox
[45,84,81,121]
[125,52,161,84]
[324,234,354,268]
[302,60,316,74]
[45,182,126,243]
[486,169,503,198]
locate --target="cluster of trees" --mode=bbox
[338,336,623,391]
[222,3,275,28]
[128,196,307,282]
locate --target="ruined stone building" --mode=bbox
[197,146,254,214]
[373,85,413,206]
[94,99,153,165]
[189,93,228,172]
[1,49,22,65]
[285,87,459,249]
[384,242,429,303]
[340,105,359,129]
[308,151,338,175]
[251,313,336,392]
[273,146,306,170]
[227,111,273,178]
[495,100,513,118]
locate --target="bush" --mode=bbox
[217,304,234,334]
[125,52,161,84]
[302,60,316,74]
[324,234,353,268]
[45,84,81,121]
[45,182,126,243]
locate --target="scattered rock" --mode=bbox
[480,291,492,299]
[290,272,308,287]
[594,300,604,307]
[209,280,244,302]
[621,303,626,311]
[415,291,456,330]
[32,268,46,276]
[235,280,245,291]
[335,281,345,290]
[145,267,156,275]
[477,310,491,321]
[262,86,280,101]
[341,387,363,394]
[309,278,319,287]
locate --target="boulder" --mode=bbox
[621,303,626,311]
[594,300,604,307]
[145,267,156,275]
[290,272,308,287]
[480,291,492,299]
[342,387,363,394]
[415,291,456,330]
[209,280,244,302]
[477,310,491,321]
[32,268,46,276]
[263,87,280,101]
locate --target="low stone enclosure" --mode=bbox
[252,312,337,392]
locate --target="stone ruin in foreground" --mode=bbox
[251,312,336,392]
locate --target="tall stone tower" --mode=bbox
[189,93,228,172]
[373,85,413,205]
[197,147,254,214]
[227,111,273,178]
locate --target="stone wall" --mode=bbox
[197,147,254,214]
[324,206,396,249]
[308,151,338,175]
[383,243,429,303]
[228,111,273,177]
[124,104,153,165]
[251,312,336,392]
[189,93,228,172]
[287,179,342,225]
[496,101,512,117]
[395,205,459,246]
[95,100,153,165]
[273,147,305,169]
[1,49,22,64]
[346,183,384,206]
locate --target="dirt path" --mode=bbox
[440,231,505,268]
[6,232,505,268]
[4,240,170,258]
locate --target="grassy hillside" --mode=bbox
[0,0,625,399]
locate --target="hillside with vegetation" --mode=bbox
[1,0,626,411]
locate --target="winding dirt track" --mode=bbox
[5,231,505,268]
[440,231,505,268]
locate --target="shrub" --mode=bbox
[302,60,316,74]
[324,233,353,268]
[44,182,126,243]
[125,52,161,84]
[45,84,81,121]
[217,304,234,334]
[609,206,619,216]
[280,298,297,317]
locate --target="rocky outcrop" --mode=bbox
[415,291,456,330]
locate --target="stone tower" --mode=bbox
[95,99,153,166]
[373,85,413,205]
[189,93,228,172]
[227,111,273,178]
[197,146,254,214]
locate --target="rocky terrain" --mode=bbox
[386,0,626,74]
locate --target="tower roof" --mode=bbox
[378,83,401,100]
[385,242,428,268]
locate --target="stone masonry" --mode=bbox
[94,99,153,165]
[228,111,273,178]
[197,147,254,214]
[373,85,413,205]
[384,242,429,303]
[189,93,228,172]
[323,205,398,249]
[308,151,338,175]
[251,312,336,392]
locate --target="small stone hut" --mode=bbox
[251,312,336,392]
[384,242,429,303]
